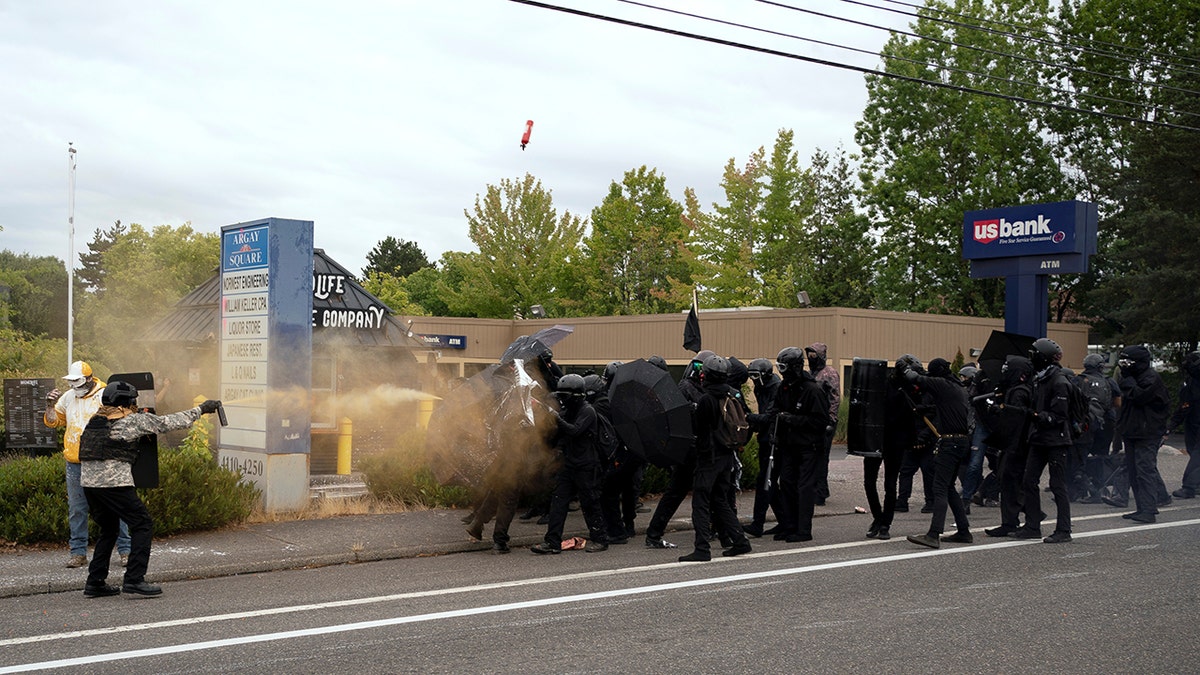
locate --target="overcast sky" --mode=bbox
[1,0,908,275]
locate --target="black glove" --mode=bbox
[199,400,221,415]
[1120,377,1137,391]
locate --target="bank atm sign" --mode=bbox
[962,201,1088,260]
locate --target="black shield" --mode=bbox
[846,358,888,458]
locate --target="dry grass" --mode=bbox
[244,494,431,524]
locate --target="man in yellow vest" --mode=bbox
[44,361,130,568]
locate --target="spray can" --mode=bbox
[216,402,228,427]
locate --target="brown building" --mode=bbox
[409,306,1090,388]
[146,258,1088,472]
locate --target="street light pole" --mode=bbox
[67,142,76,366]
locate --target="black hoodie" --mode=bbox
[1116,346,1170,439]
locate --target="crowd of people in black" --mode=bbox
[462,340,1200,559]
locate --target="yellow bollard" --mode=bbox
[337,417,353,475]
[418,398,434,429]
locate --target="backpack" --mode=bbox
[1062,374,1092,442]
[595,412,623,468]
[1078,372,1112,430]
[713,393,752,450]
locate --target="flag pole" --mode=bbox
[67,142,77,367]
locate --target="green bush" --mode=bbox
[359,428,472,508]
[142,448,260,536]
[0,454,68,543]
[0,422,259,544]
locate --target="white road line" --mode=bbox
[0,506,1194,651]
[2,517,1197,674]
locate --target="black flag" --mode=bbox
[683,295,701,352]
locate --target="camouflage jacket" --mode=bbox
[80,408,202,488]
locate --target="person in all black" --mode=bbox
[531,374,610,554]
[904,358,972,549]
[79,381,220,597]
[766,347,830,543]
[1075,353,1121,503]
[1014,338,1074,543]
[1167,351,1200,500]
[678,355,753,562]
[591,373,635,544]
[984,355,1036,537]
[959,365,993,510]
[1115,345,1172,524]
[863,356,920,540]
[744,358,782,538]
[644,350,713,549]
[896,357,936,514]
[806,343,840,506]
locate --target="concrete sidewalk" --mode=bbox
[1,447,1190,599]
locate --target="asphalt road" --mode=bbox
[2,503,1197,674]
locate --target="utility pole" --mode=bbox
[67,142,76,366]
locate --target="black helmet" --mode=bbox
[556,373,586,398]
[1082,353,1107,372]
[958,365,979,381]
[582,374,604,399]
[1185,351,1200,378]
[702,354,730,383]
[647,355,668,372]
[101,381,138,408]
[895,354,922,374]
[1030,338,1063,369]
[776,347,805,376]
[603,361,623,382]
[748,358,773,381]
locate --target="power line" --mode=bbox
[507,0,1200,133]
[613,0,1200,123]
[756,0,1200,99]
[872,0,1200,72]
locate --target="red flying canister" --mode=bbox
[520,120,534,150]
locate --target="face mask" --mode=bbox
[71,379,92,394]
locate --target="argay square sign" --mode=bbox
[218,217,314,511]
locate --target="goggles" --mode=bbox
[1118,358,1134,369]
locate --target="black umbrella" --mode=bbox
[500,335,551,365]
[529,324,574,348]
[607,359,694,467]
[977,330,1038,385]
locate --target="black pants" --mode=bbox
[646,454,696,540]
[1126,437,1165,516]
[898,444,934,508]
[1181,424,1200,492]
[468,485,520,546]
[749,438,780,528]
[84,486,153,586]
[544,465,608,548]
[1023,443,1071,533]
[998,445,1029,528]
[927,437,969,535]
[816,426,835,501]
[601,457,642,539]
[777,444,819,538]
[691,453,747,553]
[863,444,903,528]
